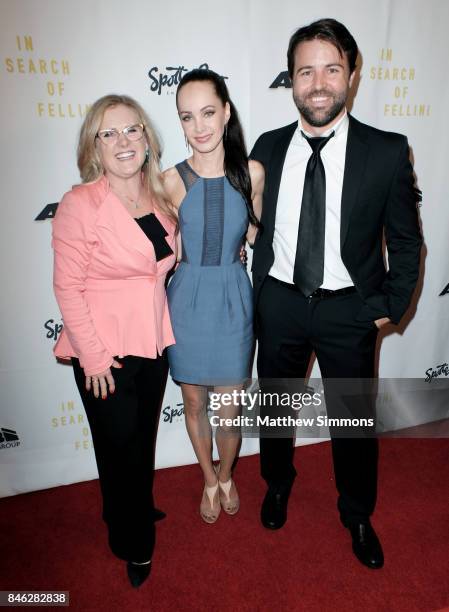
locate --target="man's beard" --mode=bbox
[293,89,347,127]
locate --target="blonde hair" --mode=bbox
[77,94,177,225]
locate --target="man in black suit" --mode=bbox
[250,18,422,568]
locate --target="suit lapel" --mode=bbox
[97,191,156,263]
[265,122,297,239]
[340,115,370,247]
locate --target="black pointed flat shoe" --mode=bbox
[126,560,152,588]
[153,508,166,522]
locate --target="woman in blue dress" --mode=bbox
[163,69,264,523]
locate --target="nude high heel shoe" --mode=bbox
[218,478,240,515]
[200,480,221,523]
[214,464,240,515]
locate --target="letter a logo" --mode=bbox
[439,283,449,297]
[269,71,292,89]
[35,203,59,221]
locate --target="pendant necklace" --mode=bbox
[112,185,142,209]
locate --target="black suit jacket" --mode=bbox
[250,114,422,325]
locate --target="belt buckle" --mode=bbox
[311,288,332,299]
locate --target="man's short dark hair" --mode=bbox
[287,18,358,78]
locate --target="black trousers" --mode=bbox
[257,276,379,523]
[72,353,168,562]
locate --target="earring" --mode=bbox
[143,148,150,164]
[224,123,228,141]
[185,135,190,150]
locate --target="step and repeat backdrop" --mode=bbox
[1,0,448,497]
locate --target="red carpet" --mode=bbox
[1,439,448,611]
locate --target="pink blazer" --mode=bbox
[52,175,176,376]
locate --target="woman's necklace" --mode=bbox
[112,185,142,209]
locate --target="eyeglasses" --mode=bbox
[96,123,145,145]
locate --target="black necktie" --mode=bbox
[293,130,335,296]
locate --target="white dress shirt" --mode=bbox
[269,111,353,290]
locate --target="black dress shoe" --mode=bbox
[153,508,166,522]
[126,560,152,588]
[261,485,291,530]
[342,519,384,569]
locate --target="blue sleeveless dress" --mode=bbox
[167,160,253,386]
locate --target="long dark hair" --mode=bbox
[176,69,260,228]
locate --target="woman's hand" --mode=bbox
[85,359,123,399]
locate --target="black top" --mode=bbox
[135,213,173,261]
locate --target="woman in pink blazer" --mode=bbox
[52,94,177,588]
